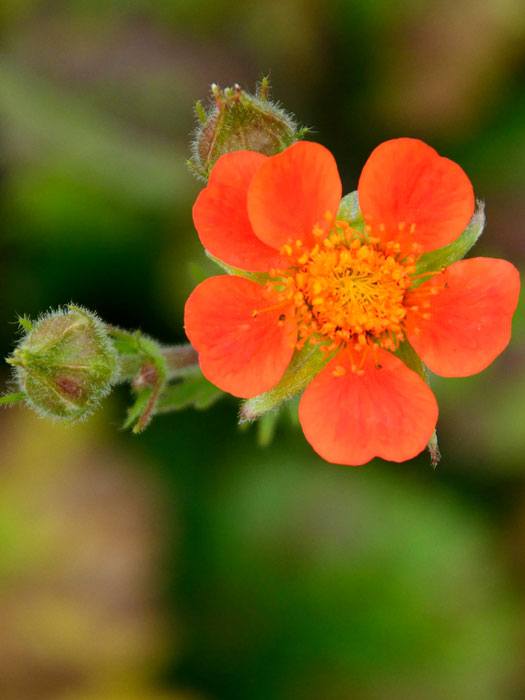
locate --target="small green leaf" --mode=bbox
[414,201,485,282]
[240,344,332,422]
[157,372,223,413]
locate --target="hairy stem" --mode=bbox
[118,342,199,381]
[162,344,199,378]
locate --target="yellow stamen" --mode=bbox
[267,220,438,355]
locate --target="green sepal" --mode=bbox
[109,328,168,433]
[123,389,152,430]
[428,431,441,469]
[395,340,426,378]
[337,191,363,226]
[17,315,33,333]
[337,190,366,235]
[286,396,300,428]
[251,396,301,447]
[257,409,281,447]
[239,344,332,422]
[109,327,145,358]
[110,327,208,431]
[194,99,207,124]
[0,392,26,407]
[395,340,441,468]
[414,201,485,283]
[205,250,269,283]
[188,260,210,285]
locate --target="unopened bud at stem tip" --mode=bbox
[189,79,305,181]
[7,305,118,422]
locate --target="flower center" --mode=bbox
[268,220,418,355]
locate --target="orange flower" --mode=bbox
[185,139,520,465]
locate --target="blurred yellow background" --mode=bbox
[0,1,524,698]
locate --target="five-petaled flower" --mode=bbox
[184,138,520,465]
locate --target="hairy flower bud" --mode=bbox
[189,79,306,180]
[7,306,118,421]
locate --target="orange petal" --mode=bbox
[184,276,296,398]
[193,151,285,272]
[407,257,520,377]
[247,141,342,250]
[298,349,438,466]
[358,138,474,253]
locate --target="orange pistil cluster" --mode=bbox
[266,219,427,366]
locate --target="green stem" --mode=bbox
[117,344,199,381]
[106,324,199,381]
[162,344,199,378]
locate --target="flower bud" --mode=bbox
[7,306,118,421]
[189,79,306,180]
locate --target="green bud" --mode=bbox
[7,305,118,421]
[188,78,307,181]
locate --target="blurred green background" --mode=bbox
[1,1,524,698]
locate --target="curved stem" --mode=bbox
[104,324,202,432]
